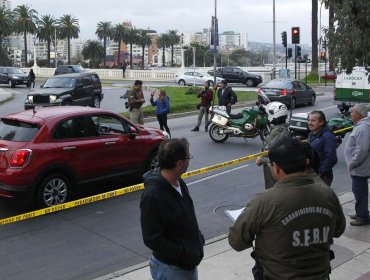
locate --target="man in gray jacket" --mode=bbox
[344,104,370,226]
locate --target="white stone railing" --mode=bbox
[22,65,311,83]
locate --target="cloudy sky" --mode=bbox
[11,0,328,45]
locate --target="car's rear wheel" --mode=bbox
[208,80,214,87]
[288,97,296,109]
[308,95,316,106]
[245,79,254,87]
[91,95,101,108]
[62,101,72,106]
[178,80,186,86]
[37,173,70,207]
[8,80,15,88]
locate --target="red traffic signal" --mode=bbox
[292,27,300,44]
[320,51,326,58]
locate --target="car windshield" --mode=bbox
[264,80,292,89]
[8,68,24,74]
[43,77,76,88]
[0,119,39,142]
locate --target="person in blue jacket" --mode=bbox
[150,89,171,137]
[307,110,337,186]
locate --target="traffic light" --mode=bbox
[287,48,292,58]
[281,31,287,47]
[320,51,326,59]
[292,27,300,44]
[296,46,302,57]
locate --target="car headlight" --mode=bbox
[49,95,57,102]
[27,96,33,103]
[162,131,170,139]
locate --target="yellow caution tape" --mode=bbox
[0,124,352,226]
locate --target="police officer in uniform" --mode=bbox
[229,138,346,280]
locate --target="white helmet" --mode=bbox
[265,101,288,123]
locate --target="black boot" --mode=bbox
[191,126,199,131]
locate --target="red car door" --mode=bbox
[53,116,106,183]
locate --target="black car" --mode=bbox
[207,67,263,87]
[25,72,104,110]
[54,65,85,75]
[0,66,29,88]
[257,79,316,109]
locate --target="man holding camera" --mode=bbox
[127,80,145,124]
[191,81,213,132]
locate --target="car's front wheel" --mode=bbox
[308,95,316,106]
[145,151,159,172]
[91,95,101,108]
[37,173,70,207]
[208,80,215,87]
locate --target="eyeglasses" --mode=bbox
[184,155,193,160]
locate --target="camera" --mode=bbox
[125,101,129,109]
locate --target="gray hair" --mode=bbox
[353,104,369,118]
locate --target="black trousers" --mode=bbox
[157,114,170,136]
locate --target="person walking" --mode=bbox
[229,138,346,280]
[121,61,127,78]
[256,101,291,189]
[28,68,36,88]
[150,89,171,137]
[344,104,370,226]
[140,138,205,280]
[217,80,236,114]
[307,110,337,186]
[127,80,145,124]
[191,81,213,132]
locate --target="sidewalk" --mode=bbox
[95,191,370,280]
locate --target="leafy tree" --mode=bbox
[36,15,56,67]
[57,14,80,64]
[112,23,127,67]
[157,33,170,67]
[96,21,113,68]
[13,4,38,66]
[0,7,13,48]
[82,39,104,68]
[167,30,180,66]
[0,47,11,65]
[137,30,152,69]
[126,28,139,69]
[327,0,370,71]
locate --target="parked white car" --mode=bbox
[175,71,223,87]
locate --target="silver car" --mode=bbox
[175,71,223,87]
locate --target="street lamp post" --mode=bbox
[33,36,38,68]
[272,0,276,79]
[181,33,185,69]
[192,46,196,85]
[318,1,324,83]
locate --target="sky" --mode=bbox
[11,0,329,46]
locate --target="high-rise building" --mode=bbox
[0,0,11,10]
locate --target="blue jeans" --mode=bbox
[351,175,370,221]
[149,256,198,280]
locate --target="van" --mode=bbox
[333,67,370,114]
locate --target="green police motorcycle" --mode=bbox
[208,105,269,143]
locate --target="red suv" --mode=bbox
[0,106,167,207]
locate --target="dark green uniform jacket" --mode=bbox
[229,175,346,280]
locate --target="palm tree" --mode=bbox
[13,4,38,65]
[167,30,180,67]
[137,30,152,69]
[311,0,319,75]
[82,40,104,68]
[57,14,80,65]
[126,28,139,69]
[36,15,56,67]
[112,23,127,67]
[96,21,113,68]
[0,7,13,48]
[157,33,170,67]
